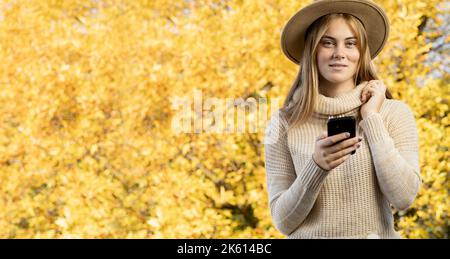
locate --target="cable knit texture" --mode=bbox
[264,81,421,239]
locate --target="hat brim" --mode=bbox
[281,0,390,64]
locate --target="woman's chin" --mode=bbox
[322,75,352,84]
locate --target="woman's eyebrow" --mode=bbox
[322,36,357,40]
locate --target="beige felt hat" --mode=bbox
[281,0,390,64]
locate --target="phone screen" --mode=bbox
[327,116,356,155]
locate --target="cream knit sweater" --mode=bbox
[264,81,421,239]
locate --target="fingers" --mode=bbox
[362,80,385,102]
[361,86,372,103]
[361,80,377,102]
[328,154,351,168]
[321,132,350,147]
[328,140,361,161]
[328,136,362,153]
[361,87,367,102]
[325,144,359,169]
[314,133,363,170]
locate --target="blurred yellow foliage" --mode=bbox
[0,0,447,238]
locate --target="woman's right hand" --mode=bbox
[312,132,363,171]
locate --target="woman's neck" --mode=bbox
[319,79,356,97]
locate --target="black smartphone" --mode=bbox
[327,116,356,155]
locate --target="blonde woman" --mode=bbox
[264,0,421,239]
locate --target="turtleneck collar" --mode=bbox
[287,80,368,120]
[315,81,368,117]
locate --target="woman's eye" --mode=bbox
[321,41,357,47]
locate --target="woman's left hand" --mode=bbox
[360,80,387,119]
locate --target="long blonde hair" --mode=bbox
[281,13,393,132]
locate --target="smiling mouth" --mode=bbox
[329,65,348,71]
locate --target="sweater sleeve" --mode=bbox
[264,111,330,235]
[359,101,421,211]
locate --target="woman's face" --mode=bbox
[316,18,360,85]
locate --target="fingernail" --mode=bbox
[346,133,350,137]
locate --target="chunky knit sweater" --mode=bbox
[264,81,421,239]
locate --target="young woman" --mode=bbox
[264,0,421,239]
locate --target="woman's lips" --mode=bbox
[329,65,347,71]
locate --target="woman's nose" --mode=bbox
[332,43,347,59]
[333,52,344,59]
